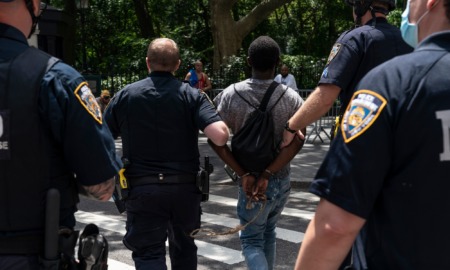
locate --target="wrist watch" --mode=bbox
[284,121,297,134]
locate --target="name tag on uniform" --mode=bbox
[0,110,11,160]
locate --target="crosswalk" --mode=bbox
[75,190,319,269]
[92,137,323,268]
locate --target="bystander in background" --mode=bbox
[274,64,298,92]
[96,89,111,114]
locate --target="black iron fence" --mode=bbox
[86,61,326,97]
[89,62,342,144]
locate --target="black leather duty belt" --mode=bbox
[130,174,197,186]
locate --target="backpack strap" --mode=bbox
[268,84,288,113]
[259,81,279,112]
[233,84,256,109]
[233,81,279,112]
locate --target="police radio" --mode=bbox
[197,156,213,202]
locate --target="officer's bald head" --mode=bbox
[146,38,180,73]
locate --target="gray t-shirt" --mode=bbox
[214,78,304,177]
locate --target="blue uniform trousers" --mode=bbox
[0,255,40,270]
[123,183,202,270]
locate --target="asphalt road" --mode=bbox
[75,127,330,269]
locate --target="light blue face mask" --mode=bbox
[401,0,437,48]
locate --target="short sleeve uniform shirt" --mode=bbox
[104,72,222,178]
[310,32,450,269]
[319,17,412,107]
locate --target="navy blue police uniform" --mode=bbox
[320,17,412,111]
[104,71,222,270]
[310,31,450,269]
[0,22,121,269]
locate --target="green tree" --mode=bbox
[209,0,295,69]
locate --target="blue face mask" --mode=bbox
[400,0,436,48]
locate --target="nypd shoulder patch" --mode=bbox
[341,90,387,143]
[326,43,342,65]
[74,82,102,124]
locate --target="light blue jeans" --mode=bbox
[237,176,291,270]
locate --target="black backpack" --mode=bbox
[231,81,286,174]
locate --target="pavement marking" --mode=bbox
[201,213,304,244]
[108,258,135,270]
[75,211,127,235]
[289,191,320,202]
[75,211,245,265]
[83,192,314,266]
[208,195,315,220]
[196,240,243,265]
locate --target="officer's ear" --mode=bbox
[427,0,440,9]
[173,59,181,72]
[247,57,252,67]
[146,57,151,73]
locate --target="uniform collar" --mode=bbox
[415,31,450,52]
[148,71,175,78]
[0,23,28,45]
[0,23,29,61]
[365,17,388,26]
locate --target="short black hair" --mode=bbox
[248,36,280,72]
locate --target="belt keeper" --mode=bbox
[158,173,164,181]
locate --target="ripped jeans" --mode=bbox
[237,176,291,270]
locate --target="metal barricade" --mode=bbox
[306,102,341,144]
[208,89,223,100]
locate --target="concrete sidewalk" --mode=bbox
[198,125,331,189]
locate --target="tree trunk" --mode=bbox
[210,0,294,70]
[132,0,156,38]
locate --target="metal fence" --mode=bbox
[88,62,326,95]
[93,64,339,144]
[209,88,340,144]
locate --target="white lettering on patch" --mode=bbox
[436,110,450,161]
[0,141,8,150]
[341,90,387,143]
[0,114,3,138]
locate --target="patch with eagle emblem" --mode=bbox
[74,82,102,124]
[341,90,387,143]
[326,43,342,65]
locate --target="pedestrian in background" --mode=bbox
[274,64,298,92]
[282,0,412,145]
[0,0,121,269]
[295,0,450,269]
[104,38,229,270]
[212,36,305,270]
[96,89,111,114]
[184,59,212,94]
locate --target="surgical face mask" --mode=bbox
[400,0,436,48]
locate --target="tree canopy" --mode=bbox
[45,0,405,87]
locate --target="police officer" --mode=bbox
[281,0,413,146]
[295,0,450,269]
[0,0,121,269]
[103,38,229,270]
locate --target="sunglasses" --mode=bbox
[103,96,110,99]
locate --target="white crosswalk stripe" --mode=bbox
[76,191,316,269]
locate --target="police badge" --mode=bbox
[326,43,342,65]
[341,90,387,143]
[74,82,103,124]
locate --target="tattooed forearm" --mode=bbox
[82,177,115,201]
